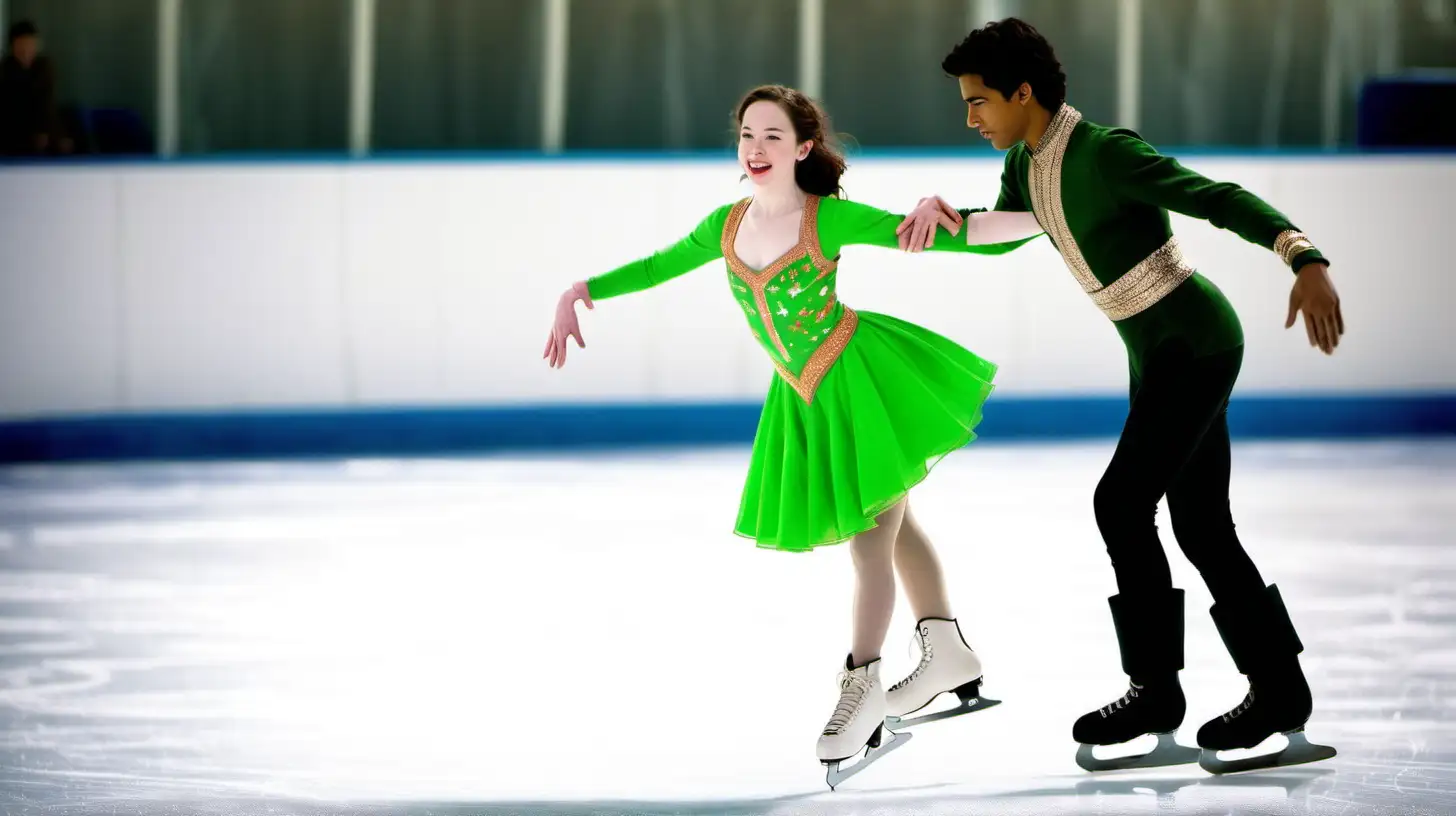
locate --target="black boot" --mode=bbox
[1196,584,1334,773]
[1073,588,1199,770]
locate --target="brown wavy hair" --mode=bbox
[734,85,847,198]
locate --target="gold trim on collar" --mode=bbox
[1027,106,1198,321]
[722,195,856,403]
[1026,105,1101,294]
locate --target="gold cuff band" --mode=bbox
[1089,237,1195,321]
[1274,230,1317,266]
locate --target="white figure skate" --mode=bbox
[817,654,911,790]
[885,617,1002,729]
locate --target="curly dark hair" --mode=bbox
[734,85,847,199]
[941,18,1067,111]
[9,19,38,43]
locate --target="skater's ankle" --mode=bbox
[1251,660,1310,696]
[848,652,880,669]
[1130,672,1180,691]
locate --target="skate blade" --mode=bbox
[885,679,1002,729]
[1198,730,1337,775]
[885,694,1002,729]
[823,729,913,791]
[1075,732,1201,772]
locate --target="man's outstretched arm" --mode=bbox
[896,158,1029,251]
[1097,128,1344,354]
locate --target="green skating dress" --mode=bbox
[585,194,1040,552]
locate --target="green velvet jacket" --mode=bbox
[968,104,1328,372]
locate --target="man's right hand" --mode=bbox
[895,196,962,252]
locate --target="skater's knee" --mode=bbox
[851,540,894,573]
[875,497,908,531]
[853,501,905,563]
[1093,471,1166,569]
[893,501,932,554]
[1167,496,1235,549]
[851,520,899,571]
[1167,491,1232,527]
[1093,471,1147,530]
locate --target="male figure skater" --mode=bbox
[895,17,1343,774]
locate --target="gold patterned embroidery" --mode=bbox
[1273,229,1317,266]
[723,195,854,402]
[1028,105,1197,321]
[723,199,793,364]
[1089,237,1196,321]
[774,307,858,403]
[1027,104,1100,293]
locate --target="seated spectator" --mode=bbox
[1,20,72,157]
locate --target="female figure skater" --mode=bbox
[543,84,1043,787]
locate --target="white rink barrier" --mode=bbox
[0,153,1452,460]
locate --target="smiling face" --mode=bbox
[738,100,811,192]
[957,73,1032,151]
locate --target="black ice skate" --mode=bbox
[1073,588,1201,772]
[1196,584,1337,775]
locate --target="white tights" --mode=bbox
[848,497,954,666]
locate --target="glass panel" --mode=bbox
[372,0,545,151]
[1138,0,1334,147]
[822,0,977,150]
[6,0,157,154]
[1012,0,1122,131]
[13,0,1442,156]
[564,0,798,151]
[1137,0,1456,147]
[823,1,1122,152]
[1396,0,1456,69]
[178,0,351,154]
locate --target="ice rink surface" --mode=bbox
[1,438,1453,815]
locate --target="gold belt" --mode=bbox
[1088,237,1195,321]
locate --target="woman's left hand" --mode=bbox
[544,281,593,368]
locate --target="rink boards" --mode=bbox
[0,153,1452,460]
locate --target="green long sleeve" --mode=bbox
[585,203,733,301]
[1096,129,1328,273]
[955,160,1032,221]
[994,159,1030,213]
[819,196,1039,257]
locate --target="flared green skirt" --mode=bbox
[734,310,997,552]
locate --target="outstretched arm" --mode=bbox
[824,197,1041,258]
[1096,129,1327,271]
[1097,129,1343,353]
[585,204,730,301]
[897,157,1031,251]
[546,205,730,368]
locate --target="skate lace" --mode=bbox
[889,625,933,693]
[1221,689,1255,723]
[823,670,871,735]
[1099,681,1142,717]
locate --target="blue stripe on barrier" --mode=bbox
[0,393,1452,463]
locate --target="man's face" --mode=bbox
[11,34,39,67]
[957,74,1031,151]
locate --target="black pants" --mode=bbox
[1093,342,1266,603]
